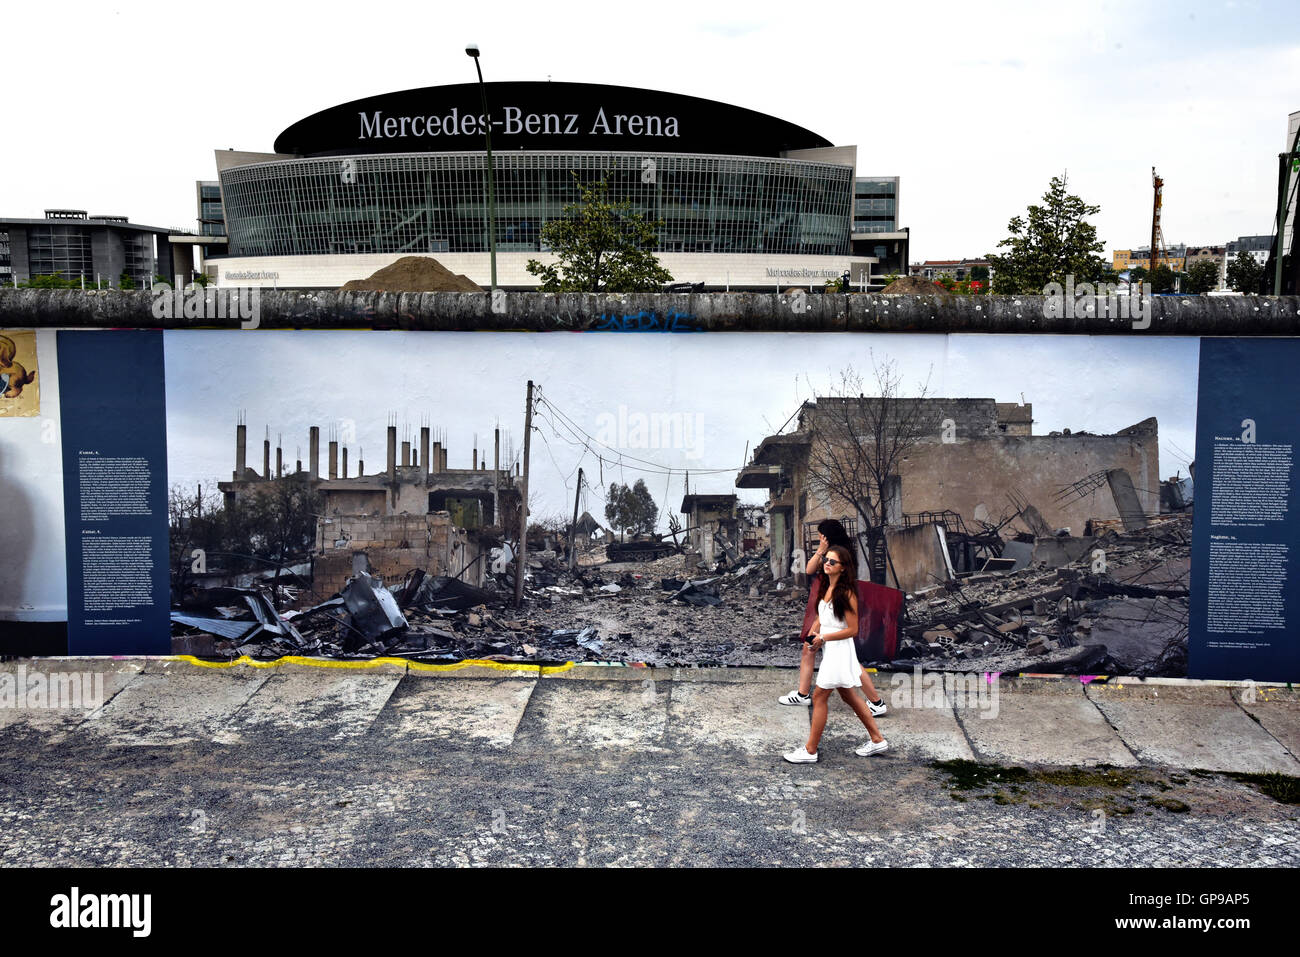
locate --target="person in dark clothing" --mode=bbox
[777,519,887,715]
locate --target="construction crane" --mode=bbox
[1149,167,1165,276]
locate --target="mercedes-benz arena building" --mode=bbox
[211,82,907,290]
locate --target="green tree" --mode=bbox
[628,478,657,535]
[1184,259,1220,294]
[246,477,322,567]
[604,483,634,540]
[604,479,659,539]
[1226,251,1263,293]
[986,176,1109,293]
[527,175,673,292]
[20,272,80,289]
[1147,263,1177,294]
[1128,265,1148,284]
[118,271,136,290]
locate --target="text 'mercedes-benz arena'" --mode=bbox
[212,82,907,290]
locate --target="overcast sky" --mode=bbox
[3,1,1297,259]
[163,332,1200,526]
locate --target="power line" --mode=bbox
[533,393,745,475]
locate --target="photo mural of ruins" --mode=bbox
[163,331,1198,676]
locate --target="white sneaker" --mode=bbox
[867,698,887,718]
[783,746,819,764]
[855,738,889,757]
[779,690,812,706]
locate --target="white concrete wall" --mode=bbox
[0,330,66,621]
[212,252,873,290]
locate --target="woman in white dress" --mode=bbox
[783,545,889,763]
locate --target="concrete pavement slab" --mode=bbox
[80,669,270,746]
[511,678,670,752]
[956,680,1137,767]
[667,681,813,754]
[0,659,143,738]
[816,693,976,762]
[1239,687,1300,764]
[376,676,536,749]
[212,670,405,744]
[1085,682,1300,774]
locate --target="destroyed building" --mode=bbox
[680,494,741,566]
[217,419,523,592]
[737,396,1161,586]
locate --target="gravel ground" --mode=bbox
[2,721,1296,867]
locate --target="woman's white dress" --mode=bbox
[814,597,862,689]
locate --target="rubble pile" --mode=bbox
[897,514,1192,676]
[339,256,483,293]
[171,514,1193,677]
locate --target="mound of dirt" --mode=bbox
[880,275,953,296]
[340,256,484,293]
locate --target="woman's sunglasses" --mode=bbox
[823,558,841,567]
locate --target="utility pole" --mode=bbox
[568,467,583,573]
[515,380,533,608]
[466,44,498,293]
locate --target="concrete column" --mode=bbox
[235,423,246,480]
[387,426,397,483]
[342,447,348,479]
[432,442,442,476]
[402,440,411,468]
[493,427,501,524]
[329,440,338,480]
[420,427,431,483]
[441,446,448,472]
[276,445,283,479]
[309,427,320,481]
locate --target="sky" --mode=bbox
[3,0,1298,260]
[163,331,1201,527]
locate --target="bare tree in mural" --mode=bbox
[168,482,225,594]
[802,357,933,579]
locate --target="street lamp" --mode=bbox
[466,43,498,293]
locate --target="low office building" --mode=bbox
[0,209,177,287]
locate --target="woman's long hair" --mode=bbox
[818,544,858,621]
[817,519,852,550]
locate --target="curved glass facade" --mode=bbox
[220,152,852,258]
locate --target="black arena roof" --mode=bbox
[273,82,834,158]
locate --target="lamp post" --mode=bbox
[466,43,498,293]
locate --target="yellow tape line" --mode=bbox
[165,654,576,675]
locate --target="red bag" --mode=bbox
[802,578,903,662]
